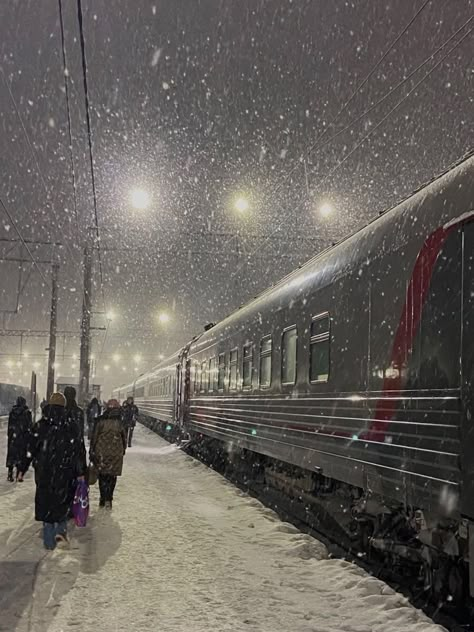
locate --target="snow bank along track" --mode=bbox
[148,422,472,632]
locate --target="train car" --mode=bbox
[0,383,31,416]
[114,151,474,602]
[112,350,183,436]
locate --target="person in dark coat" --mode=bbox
[121,396,139,448]
[64,386,85,438]
[26,392,86,550]
[86,397,101,441]
[90,399,127,509]
[6,396,32,482]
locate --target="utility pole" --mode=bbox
[78,244,92,406]
[46,263,59,399]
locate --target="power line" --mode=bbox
[0,197,50,287]
[230,20,473,280]
[0,67,85,283]
[315,24,473,191]
[261,0,435,208]
[220,0,434,255]
[76,0,106,311]
[293,15,473,180]
[58,0,80,241]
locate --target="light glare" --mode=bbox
[130,188,151,210]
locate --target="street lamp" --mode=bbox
[130,188,151,210]
[319,202,334,218]
[113,354,121,363]
[234,196,249,213]
[106,310,115,321]
[134,354,141,363]
[158,312,170,324]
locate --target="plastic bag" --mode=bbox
[72,480,89,527]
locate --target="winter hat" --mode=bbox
[49,392,66,407]
[106,398,121,409]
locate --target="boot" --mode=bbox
[7,469,14,482]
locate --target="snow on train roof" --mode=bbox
[190,149,474,350]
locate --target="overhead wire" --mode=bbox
[230,16,473,280]
[0,67,86,298]
[0,196,50,287]
[57,0,80,242]
[76,0,106,313]
[263,0,435,204]
[220,0,435,254]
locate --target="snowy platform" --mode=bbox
[0,424,445,632]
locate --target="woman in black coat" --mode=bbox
[27,392,86,550]
[6,396,32,482]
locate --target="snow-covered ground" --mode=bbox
[0,423,446,632]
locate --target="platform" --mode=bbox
[0,424,444,632]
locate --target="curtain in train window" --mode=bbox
[200,361,207,392]
[282,326,297,384]
[229,349,238,390]
[259,336,272,388]
[209,357,216,391]
[243,344,253,388]
[218,353,226,390]
[310,313,330,382]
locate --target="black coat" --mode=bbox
[66,400,85,438]
[122,403,138,427]
[29,405,86,523]
[6,404,32,469]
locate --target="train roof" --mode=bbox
[189,149,474,352]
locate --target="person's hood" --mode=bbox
[42,404,67,425]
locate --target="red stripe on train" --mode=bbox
[364,225,450,442]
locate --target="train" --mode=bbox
[114,151,474,607]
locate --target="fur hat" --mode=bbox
[106,398,121,409]
[49,392,66,407]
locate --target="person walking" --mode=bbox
[64,386,85,438]
[26,392,86,550]
[90,399,127,509]
[122,396,139,448]
[86,397,101,441]
[6,396,32,482]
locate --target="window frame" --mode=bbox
[208,357,217,392]
[309,312,331,384]
[242,343,253,389]
[218,353,226,391]
[281,325,298,386]
[200,360,207,393]
[259,335,272,389]
[229,347,238,391]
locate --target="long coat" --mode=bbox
[90,409,127,476]
[29,405,86,523]
[6,402,32,470]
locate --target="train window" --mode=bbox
[209,357,217,391]
[243,344,252,388]
[259,335,272,388]
[200,361,207,392]
[218,353,226,390]
[281,326,297,385]
[310,313,330,383]
[229,348,238,390]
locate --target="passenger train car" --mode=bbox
[114,152,474,603]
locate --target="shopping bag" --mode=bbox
[72,480,89,527]
[87,463,98,486]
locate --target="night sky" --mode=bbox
[0,0,472,397]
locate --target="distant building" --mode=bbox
[56,377,102,401]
